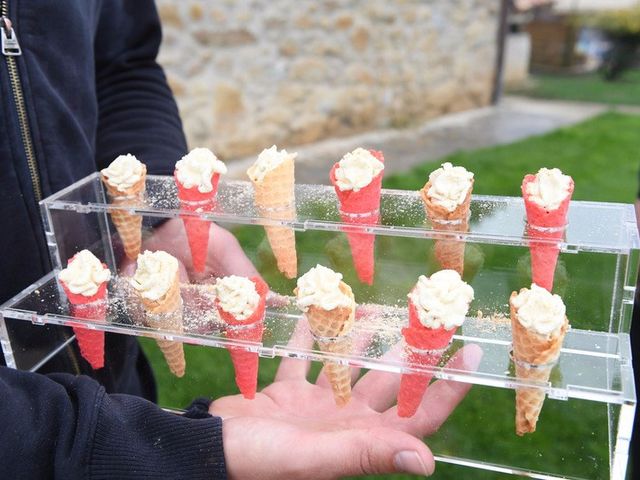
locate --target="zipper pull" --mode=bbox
[0,17,21,56]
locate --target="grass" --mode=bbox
[142,112,640,479]
[508,70,640,106]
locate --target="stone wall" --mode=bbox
[156,0,499,160]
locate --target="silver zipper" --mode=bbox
[1,2,79,375]
[1,3,42,202]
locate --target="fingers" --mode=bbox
[382,344,483,437]
[223,418,434,480]
[119,258,136,277]
[207,224,261,279]
[274,321,315,382]
[177,260,190,283]
[417,344,483,434]
[265,291,291,309]
[315,331,374,388]
[297,427,434,478]
[352,344,404,411]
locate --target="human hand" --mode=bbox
[210,329,483,480]
[135,219,259,281]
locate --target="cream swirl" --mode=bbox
[525,168,572,210]
[131,250,179,301]
[409,270,474,330]
[295,264,354,312]
[101,154,145,192]
[427,162,474,212]
[247,145,297,183]
[512,283,566,337]
[175,148,227,193]
[334,148,384,192]
[59,250,111,297]
[214,275,260,321]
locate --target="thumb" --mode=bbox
[304,427,435,478]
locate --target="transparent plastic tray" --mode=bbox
[1,270,635,406]
[0,172,637,479]
[42,173,639,254]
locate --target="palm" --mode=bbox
[211,334,482,480]
[141,221,483,478]
[212,346,481,434]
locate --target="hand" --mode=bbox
[210,328,483,480]
[135,219,260,280]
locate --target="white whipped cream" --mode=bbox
[525,168,572,210]
[175,148,227,193]
[101,154,145,192]
[296,264,353,312]
[334,148,384,192]
[59,250,111,297]
[247,145,297,183]
[409,270,474,330]
[214,275,260,321]
[512,283,566,337]
[131,250,179,301]
[427,162,474,212]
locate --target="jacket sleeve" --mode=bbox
[93,0,187,174]
[0,367,226,479]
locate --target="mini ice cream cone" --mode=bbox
[420,177,473,276]
[295,265,356,407]
[397,299,457,417]
[510,288,569,435]
[100,155,147,261]
[521,170,574,291]
[330,149,384,285]
[174,148,227,273]
[305,281,355,406]
[68,294,108,370]
[397,270,473,418]
[132,251,186,377]
[215,276,269,399]
[248,147,297,279]
[58,251,111,370]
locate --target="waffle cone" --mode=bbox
[317,335,354,407]
[303,282,355,406]
[138,272,186,377]
[521,175,574,291]
[420,179,473,275]
[397,298,457,417]
[250,156,297,278]
[101,166,147,261]
[510,291,569,435]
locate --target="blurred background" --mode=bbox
[144,1,640,479]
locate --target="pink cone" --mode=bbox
[329,149,384,285]
[175,171,221,273]
[521,175,574,291]
[60,262,109,370]
[215,277,269,399]
[397,298,456,418]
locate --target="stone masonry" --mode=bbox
[156,0,499,160]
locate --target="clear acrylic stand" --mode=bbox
[1,173,638,479]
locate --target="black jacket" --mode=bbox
[0,1,225,478]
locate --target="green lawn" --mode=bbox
[142,112,640,479]
[509,70,640,106]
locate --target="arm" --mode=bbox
[0,367,225,479]
[94,0,187,173]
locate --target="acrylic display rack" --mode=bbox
[1,173,638,480]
